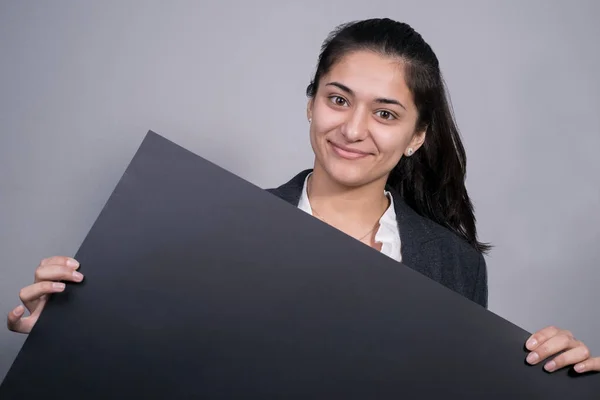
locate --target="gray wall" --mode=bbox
[1,0,598,381]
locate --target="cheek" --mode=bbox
[373,129,411,159]
[311,103,345,136]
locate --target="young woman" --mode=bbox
[7,18,599,374]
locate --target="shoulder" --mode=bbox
[265,169,312,206]
[420,215,481,259]
[414,213,488,308]
[387,190,487,307]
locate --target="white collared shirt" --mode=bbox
[297,173,402,262]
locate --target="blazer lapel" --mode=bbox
[266,169,311,207]
[385,188,438,272]
[267,170,437,273]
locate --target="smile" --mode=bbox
[328,141,371,160]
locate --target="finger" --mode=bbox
[544,342,590,372]
[35,264,84,283]
[7,305,25,331]
[40,256,79,269]
[526,326,564,350]
[19,281,66,304]
[575,357,600,373]
[6,305,37,334]
[526,332,577,365]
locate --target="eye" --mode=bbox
[329,95,349,107]
[376,110,396,120]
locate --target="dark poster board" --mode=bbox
[1,131,598,399]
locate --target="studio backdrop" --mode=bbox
[1,0,599,381]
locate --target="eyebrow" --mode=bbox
[325,81,406,110]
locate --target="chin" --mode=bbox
[320,159,376,188]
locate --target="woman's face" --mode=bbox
[308,50,426,188]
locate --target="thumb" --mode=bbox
[7,305,36,334]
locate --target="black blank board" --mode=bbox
[1,131,598,399]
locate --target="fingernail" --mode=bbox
[575,363,586,373]
[13,305,25,316]
[544,360,556,372]
[66,258,79,268]
[526,338,537,349]
[53,282,66,290]
[526,352,539,364]
[72,271,84,281]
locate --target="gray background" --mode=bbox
[1,0,598,381]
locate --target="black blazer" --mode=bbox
[267,169,488,309]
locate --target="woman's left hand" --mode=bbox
[525,326,600,373]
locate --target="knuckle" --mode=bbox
[18,288,27,301]
[562,330,573,338]
[581,346,591,359]
[539,344,550,356]
[41,256,57,266]
[41,256,65,266]
[547,325,558,334]
[558,334,571,347]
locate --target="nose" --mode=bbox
[340,106,369,142]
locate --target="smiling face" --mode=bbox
[307,50,426,188]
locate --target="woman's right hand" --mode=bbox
[6,256,84,334]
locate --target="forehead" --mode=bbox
[322,50,414,108]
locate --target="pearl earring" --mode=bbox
[407,148,414,156]
[308,118,312,123]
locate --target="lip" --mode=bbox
[328,141,371,160]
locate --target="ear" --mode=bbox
[306,98,314,122]
[405,127,427,156]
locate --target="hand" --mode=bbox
[525,325,600,374]
[6,256,84,334]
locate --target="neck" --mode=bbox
[307,163,389,238]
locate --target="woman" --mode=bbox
[7,18,599,374]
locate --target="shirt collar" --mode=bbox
[297,172,401,261]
